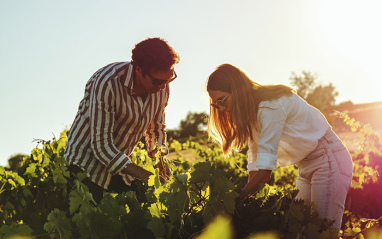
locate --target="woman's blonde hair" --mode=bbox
[207,64,294,155]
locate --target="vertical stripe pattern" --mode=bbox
[64,62,169,189]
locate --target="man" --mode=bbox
[64,37,180,203]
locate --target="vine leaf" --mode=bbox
[23,163,37,177]
[69,190,83,214]
[147,217,165,238]
[0,223,33,238]
[44,208,72,239]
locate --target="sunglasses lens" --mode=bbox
[149,71,177,86]
[154,78,171,85]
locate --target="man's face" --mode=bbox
[136,66,176,93]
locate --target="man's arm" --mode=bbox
[121,163,153,183]
[88,69,146,178]
[144,86,171,180]
[145,86,169,154]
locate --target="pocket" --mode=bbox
[332,147,353,178]
[297,153,327,181]
[304,148,326,161]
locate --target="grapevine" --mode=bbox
[1,115,381,238]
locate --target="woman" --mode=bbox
[207,64,353,229]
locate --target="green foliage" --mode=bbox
[0,222,33,239]
[44,209,72,239]
[0,131,70,236]
[1,115,382,238]
[338,113,382,238]
[233,185,338,239]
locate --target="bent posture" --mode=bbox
[207,64,353,229]
[65,37,180,203]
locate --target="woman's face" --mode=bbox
[208,90,233,112]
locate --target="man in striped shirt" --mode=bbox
[64,38,180,203]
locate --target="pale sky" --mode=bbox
[1,0,381,166]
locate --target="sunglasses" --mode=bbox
[210,94,229,109]
[145,71,177,86]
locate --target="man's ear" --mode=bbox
[134,66,143,79]
[135,65,147,78]
[135,65,142,74]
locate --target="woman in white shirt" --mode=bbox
[207,64,353,229]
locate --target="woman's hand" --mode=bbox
[248,170,258,181]
[242,170,272,195]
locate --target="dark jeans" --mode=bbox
[68,164,137,204]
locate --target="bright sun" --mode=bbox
[316,0,382,101]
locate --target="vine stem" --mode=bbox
[343,217,381,239]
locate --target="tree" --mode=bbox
[335,101,354,112]
[289,71,317,100]
[289,71,338,123]
[166,129,180,141]
[179,112,208,138]
[7,153,28,172]
[306,83,338,118]
[167,112,209,141]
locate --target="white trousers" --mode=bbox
[295,129,353,229]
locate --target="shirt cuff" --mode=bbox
[106,152,132,174]
[256,153,277,171]
[247,161,260,172]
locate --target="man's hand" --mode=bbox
[149,147,172,183]
[149,147,167,159]
[121,163,153,184]
[157,157,172,183]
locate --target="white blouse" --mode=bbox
[247,93,330,172]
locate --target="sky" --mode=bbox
[1,0,381,167]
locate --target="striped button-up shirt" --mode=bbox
[64,62,169,189]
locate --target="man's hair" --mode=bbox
[131,37,180,72]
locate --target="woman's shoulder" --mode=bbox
[259,94,294,108]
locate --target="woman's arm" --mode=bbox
[243,169,272,195]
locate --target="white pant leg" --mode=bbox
[295,130,353,229]
[295,173,311,202]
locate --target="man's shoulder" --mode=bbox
[91,62,130,81]
[98,61,130,73]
